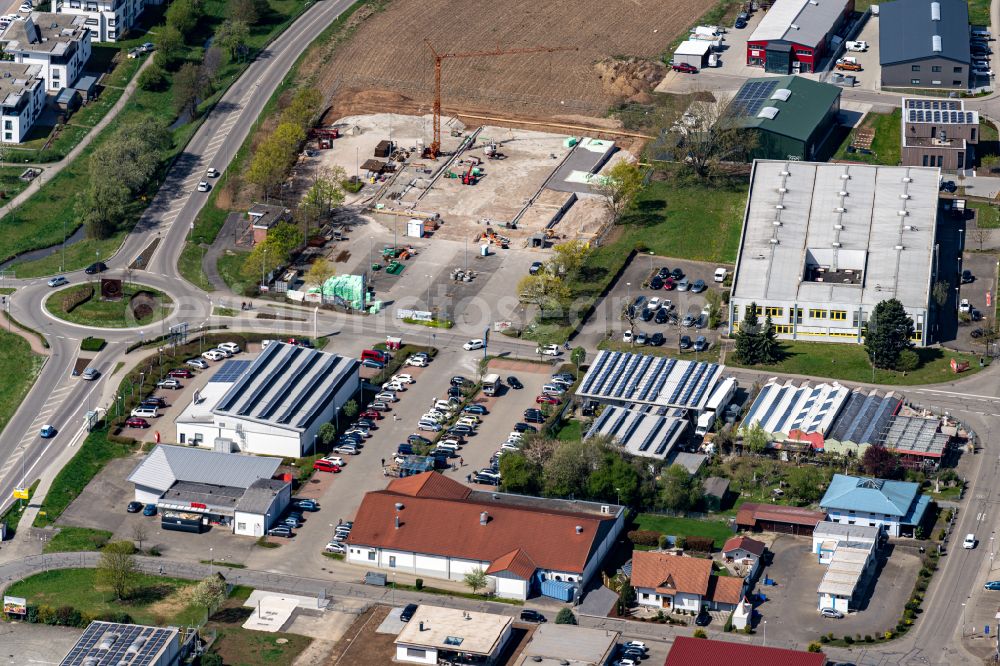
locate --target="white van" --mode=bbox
[714,267,728,282]
[131,407,158,419]
[218,342,241,354]
[845,40,868,52]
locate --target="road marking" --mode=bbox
[979,512,987,521]
[912,387,1000,401]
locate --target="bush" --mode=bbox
[865,635,874,643]
[844,635,854,644]
[61,285,94,313]
[693,629,707,639]
[415,578,423,590]
[807,642,823,653]
[819,634,829,643]
[723,610,734,632]
[884,630,895,640]
[199,654,224,666]
[137,64,168,92]
[627,529,661,547]
[555,608,576,625]
[685,536,714,552]
[80,336,106,351]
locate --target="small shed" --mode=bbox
[73,74,98,102]
[56,87,81,112]
[673,40,712,68]
[702,476,730,511]
[374,140,393,158]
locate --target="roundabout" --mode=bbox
[43,282,174,329]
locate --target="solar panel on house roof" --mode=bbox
[732,79,780,116]
[209,360,252,383]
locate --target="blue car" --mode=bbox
[985,581,1000,591]
[463,404,488,415]
[294,499,319,512]
[39,425,57,438]
[142,504,157,516]
[361,359,384,369]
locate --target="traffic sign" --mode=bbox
[12,487,28,500]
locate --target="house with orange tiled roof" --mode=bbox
[631,550,747,613]
[346,472,625,601]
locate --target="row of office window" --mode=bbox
[911,65,963,73]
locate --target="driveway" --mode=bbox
[761,534,920,644]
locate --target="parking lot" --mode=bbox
[953,250,998,353]
[842,15,881,90]
[578,253,731,353]
[760,535,920,644]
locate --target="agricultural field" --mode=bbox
[318,0,711,121]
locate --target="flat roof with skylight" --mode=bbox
[395,606,512,657]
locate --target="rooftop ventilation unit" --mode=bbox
[835,207,846,213]
[902,177,912,182]
[772,220,782,226]
[898,210,909,216]
[831,242,842,247]
[778,187,788,193]
[931,1,941,19]
[771,88,792,101]
[834,224,844,230]
[790,23,800,29]
[775,204,785,210]
[757,106,780,119]
[840,173,851,180]
[769,238,780,245]
[895,245,905,250]
[575,525,583,534]
[900,193,910,199]
[932,35,942,52]
[395,502,404,510]
[780,170,790,176]
[480,511,489,525]
[838,191,848,196]
[904,225,916,231]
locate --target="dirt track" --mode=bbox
[317,0,709,121]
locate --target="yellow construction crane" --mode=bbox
[425,40,578,158]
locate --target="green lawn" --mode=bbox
[0,329,44,437]
[555,419,583,441]
[12,233,127,278]
[7,568,204,626]
[634,514,734,549]
[35,427,135,527]
[0,480,38,537]
[178,242,213,291]
[834,109,902,165]
[0,166,37,200]
[209,627,312,666]
[46,283,173,328]
[728,340,987,385]
[43,527,113,553]
[970,0,991,26]
[217,250,253,295]
[969,200,1000,229]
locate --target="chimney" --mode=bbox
[575,525,583,534]
[395,502,404,510]
[419,621,425,631]
[394,515,400,529]
[480,511,489,525]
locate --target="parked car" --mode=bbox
[536,394,561,405]
[960,298,972,313]
[536,344,561,356]
[676,277,691,291]
[126,501,143,513]
[984,581,1000,591]
[451,376,469,387]
[714,267,727,282]
[529,261,544,275]
[681,314,696,327]
[47,276,68,287]
[156,378,181,390]
[142,504,158,516]
[508,376,523,390]
[408,434,432,446]
[662,277,676,290]
[672,62,698,73]
[845,40,868,51]
[313,460,341,473]
[362,359,385,369]
[464,404,488,415]
[835,61,862,71]
[369,401,391,412]
[473,473,501,486]
[405,355,428,367]
[84,261,108,275]
[655,308,670,324]
[695,612,711,626]
[267,526,293,538]
[168,368,193,379]
[634,332,648,345]
[463,339,485,350]
[202,349,226,361]
[400,603,419,622]
[963,270,975,283]
[40,425,57,438]
[622,329,633,344]
[514,422,538,433]
[418,421,443,432]
[693,336,709,352]
[650,332,665,346]
[679,335,693,349]
[325,542,346,554]
[622,642,647,653]
[218,342,241,354]
[520,609,546,622]
[820,607,844,619]
[649,276,663,290]
[734,16,747,28]
[360,409,382,421]
[294,499,320,511]
[186,358,209,369]
[691,279,707,293]
[125,417,150,429]
[375,391,398,402]
[334,444,360,455]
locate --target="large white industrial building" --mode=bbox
[728,161,940,345]
[174,343,360,458]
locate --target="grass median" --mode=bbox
[0,328,45,437]
[45,283,173,329]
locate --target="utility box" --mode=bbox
[407,219,424,238]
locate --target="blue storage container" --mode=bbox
[540,579,575,602]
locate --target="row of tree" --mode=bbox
[245,88,324,199]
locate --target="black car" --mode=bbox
[451,376,468,387]
[408,434,431,446]
[514,422,538,433]
[507,376,523,390]
[621,648,646,661]
[447,425,473,437]
[650,332,664,346]
[524,411,546,424]
[142,396,167,407]
[963,270,975,283]
[695,612,712,626]
[400,603,419,622]
[654,308,669,324]
[520,609,546,622]
[126,501,143,513]
[656,266,671,279]
[940,180,958,193]
[734,17,748,28]
[432,447,459,459]
[650,276,663,290]
[680,335,693,349]
[473,473,500,486]
[529,261,544,275]
[640,308,654,322]
[448,386,462,398]
[84,261,108,275]
[670,267,684,280]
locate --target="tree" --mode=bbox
[464,567,488,595]
[191,575,227,620]
[555,608,577,624]
[131,523,148,551]
[932,280,951,308]
[281,88,323,131]
[300,168,347,239]
[543,438,604,498]
[216,20,250,60]
[318,422,337,446]
[786,466,824,503]
[499,452,542,494]
[550,240,591,276]
[741,422,768,456]
[166,0,201,37]
[241,221,303,281]
[227,0,258,24]
[571,347,586,379]
[153,24,185,69]
[896,348,920,374]
[306,258,336,288]
[137,63,168,92]
[864,299,914,370]
[173,62,210,117]
[676,93,759,177]
[594,159,643,224]
[704,289,723,329]
[517,273,570,316]
[97,541,138,600]
[862,445,900,479]
[661,464,702,512]
[246,122,306,197]
[200,654,224,666]
[342,399,358,420]
[587,450,640,505]
[733,302,760,364]
[972,224,993,252]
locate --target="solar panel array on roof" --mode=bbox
[576,350,723,412]
[904,98,975,124]
[210,360,252,383]
[730,79,780,116]
[743,380,851,441]
[60,622,177,666]
[585,405,689,460]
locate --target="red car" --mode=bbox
[168,368,193,379]
[662,277,676,290]
[536,394,561,405]
[313,460,342,473]
[672,62,698,74]
[360,409,383,420]
[125,417,150,428]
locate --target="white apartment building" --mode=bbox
[48,0,145,43]
[0,63,45,143]
[1,13,91,91]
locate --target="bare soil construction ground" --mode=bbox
[318,0,711,122]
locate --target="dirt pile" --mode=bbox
[594,57,666,103]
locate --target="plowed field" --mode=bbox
[317,0,709,121]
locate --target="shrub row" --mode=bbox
[627,529,660,546]
[80,336,106,352]
[61,285,94,313]
[18,604,132,628]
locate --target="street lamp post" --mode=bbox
[261,248,268,290]
[763,619,767,646]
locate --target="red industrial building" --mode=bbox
[746,0,855,74]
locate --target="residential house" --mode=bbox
[901,98,979,171]
[722,535,766,579]
[0,63,45,143]
[346,472,625,601]
[879,0,971,90]
[631,551,744,613]
[48,0,145,42]
[1,13,91,91]
[248,203,292,245]
[820,474,930,537]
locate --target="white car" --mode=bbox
[324,455,345,466]
[206,167,219,178]
[535,344,561,356]
[964,534,977,549]
[463,339,485,351]
[156,378,181,390]
[845,40,868,51]
[202,349,226,361]
[391,374,414,384]
[197,181,210,192]
[405,356,428,367]
[218,342,241,354]
[960,298,972,313]
[382,381,407,392]
[47,275,68,287]
[374,391,398,402]
[421,412,447,423]
[714,267,727,282]
[324,542,346,554]
[647,297,661,311]
[622,641,647,653]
